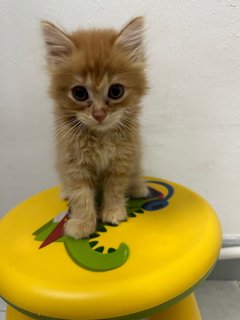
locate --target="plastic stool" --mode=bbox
[0,177,221,320]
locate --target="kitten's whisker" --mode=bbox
[55,125,76,138]
[120,118,138,135]
[116,122,131,139]
[121,118,139,128]
[55,119,77,131]
[63,121,86,153]
[60,121,81,141]
[63,125,80,153]
[56,116,78,125]
[55,119,79,137]
[75,122,86,139]
[55,121,76,134]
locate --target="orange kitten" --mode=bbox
[41,17,148,239]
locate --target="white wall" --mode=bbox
[0,0,240,234]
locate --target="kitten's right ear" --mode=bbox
[41,21,74,66]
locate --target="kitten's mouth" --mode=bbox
[92,121,108,128]
[90,119,117,131]
[77,113,121,131]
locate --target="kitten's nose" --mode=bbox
[92,110,107,123]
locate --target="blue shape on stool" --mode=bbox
[143,181,174,211]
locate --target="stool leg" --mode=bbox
[149,293,202,320]
[6,305,34,320]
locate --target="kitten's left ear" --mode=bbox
[115,17,145,62]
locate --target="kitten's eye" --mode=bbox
[71,86,89,101]
[108,84,124,100]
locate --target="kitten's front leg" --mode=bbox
[128,174,149,198]
[64,180,97,239]
[128,158,149,198]
[101,174,129,225]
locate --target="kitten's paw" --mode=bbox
[101,207,128,225]
[129,182,149,198]
[64,217,96,239]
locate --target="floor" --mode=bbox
[0,281,240,319]
[195,281,240,320]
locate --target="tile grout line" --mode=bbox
[236,281,240,294]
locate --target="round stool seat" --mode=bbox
[0,177,221,320]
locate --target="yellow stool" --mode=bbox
[0,177,221,320]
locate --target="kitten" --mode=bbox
[41,17,149,239]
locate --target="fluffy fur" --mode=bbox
[41,17,148,239]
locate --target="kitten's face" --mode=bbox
[42,18,147,131]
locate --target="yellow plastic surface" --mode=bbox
[149,293,202,320]
[6,306,33,320]
[0,177,221,320]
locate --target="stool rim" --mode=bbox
[2,261,215,320]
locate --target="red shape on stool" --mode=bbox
[39,213,69,249]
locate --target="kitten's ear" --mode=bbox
[41,21,74,66]
[115,17,145,62]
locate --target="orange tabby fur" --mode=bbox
[41,17,148,239]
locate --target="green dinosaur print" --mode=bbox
[33,181,174,272]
